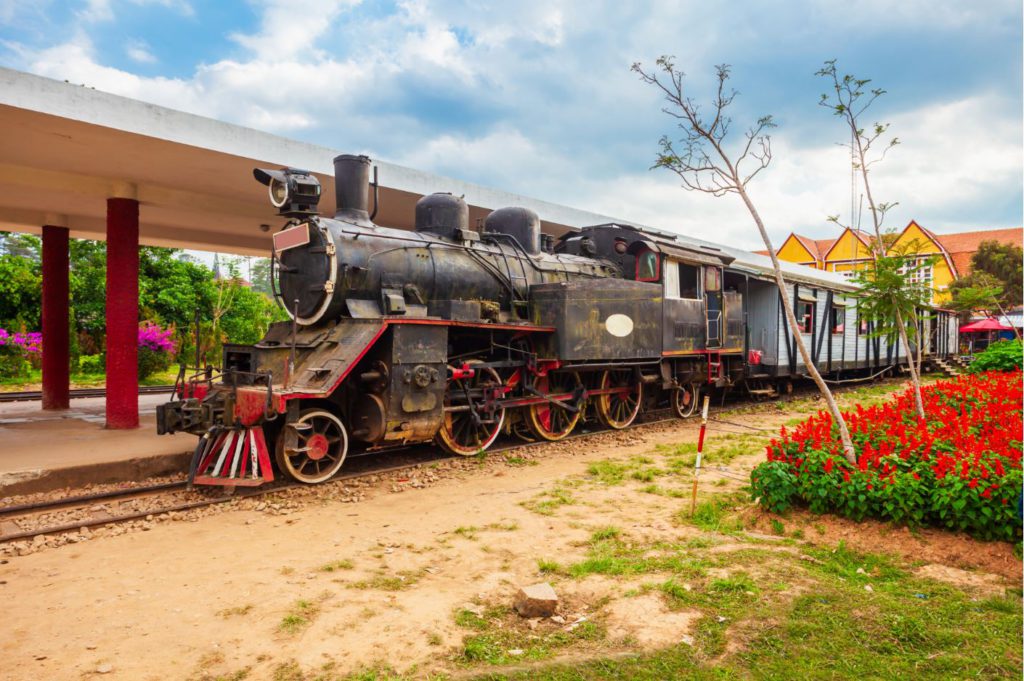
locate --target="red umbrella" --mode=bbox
[960,318,1013,332]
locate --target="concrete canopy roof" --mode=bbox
[0,67,855,291]
[0,67,616,256]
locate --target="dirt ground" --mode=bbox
[2,389,1020,680]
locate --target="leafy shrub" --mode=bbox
[750,371,1023,541]
[969,339,1022,373]
[137,322,176,379]
[0,328,41,379]
[78,354,104,375]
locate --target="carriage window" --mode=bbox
[704,267,721,292]
[830,306,845,334]
[798,302,815,334]
[679,264,700,299]
[636,249,659,281]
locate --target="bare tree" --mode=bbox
[817,60,926,420]
[632,58,857,463]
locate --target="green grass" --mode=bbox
[319,559,354,572]
[456,603,606,667]
[563,534,709,579]
[537,559,561,574]
[347,570,422,591]
[484,542,1022,680]
[521,487,577,516]
[586,460,630,485]
[683,497,745,533]
[277,599,320,635]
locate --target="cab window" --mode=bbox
[636,249,659,281]
[679,264,700,298]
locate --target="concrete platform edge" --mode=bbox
[0,451,191,497]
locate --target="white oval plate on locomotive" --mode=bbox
[273,223,311,253]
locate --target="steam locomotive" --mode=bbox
[156,154,959,486]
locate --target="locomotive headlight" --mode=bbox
[268,177,289,207]
[253,167,321,217]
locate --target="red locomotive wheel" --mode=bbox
[275,409,348,483]
[672,383,700,419]
[525,371,582,441]
[436,361,506,456]
[595,369,642,429]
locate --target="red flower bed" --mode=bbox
[750,371,1023,541]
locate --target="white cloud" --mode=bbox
[125,39,156,64]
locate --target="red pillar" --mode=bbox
[41,225,70,410]
[106,198,139,429]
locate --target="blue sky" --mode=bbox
[1,0,1020,250]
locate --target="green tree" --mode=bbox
[633,58,857,464]
[249,256,275,297]
[69,239,108,348]
[0,253,41,330]
[818,60,926,421]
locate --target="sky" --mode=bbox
[0,0,1021,251]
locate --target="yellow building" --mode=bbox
[767,222,1023,306]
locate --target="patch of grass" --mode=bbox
[460,619,606,666]
[216,604,253,618]
[348,570,422,591]
[503,455,538,466]
[639,483,687,498]
[591,526,621,541]
[630,468,661,482]
[537,559,561,574]
[454,608,489,630]
[791,528,805,540]
[770,518,786,536]
[521,487,576,516]
[278,599,320,635]
[684,498,738,532]
[565,535,708,579]
[453,526,479,539]
[485,521,520,531]
[586,460,630,485]
[427,632,443,647]
[271,660,304,681]
[319,559,354,572]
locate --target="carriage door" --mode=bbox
[704,266,723,348]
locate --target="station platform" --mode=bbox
[0,393,193,496]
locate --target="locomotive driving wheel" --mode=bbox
[525,371,582,441]
[595,369,643,429]
[436,361,506,456]
[275,408,349,484]
[671,383,700,419]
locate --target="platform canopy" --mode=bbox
[0,67,619,256]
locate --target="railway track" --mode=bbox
[0,385,174,403]
[0,412,681,545]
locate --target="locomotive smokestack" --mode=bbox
[333,154,371,224]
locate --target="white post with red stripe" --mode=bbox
[690,394,711,515]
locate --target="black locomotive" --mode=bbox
[156,154,957,486]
